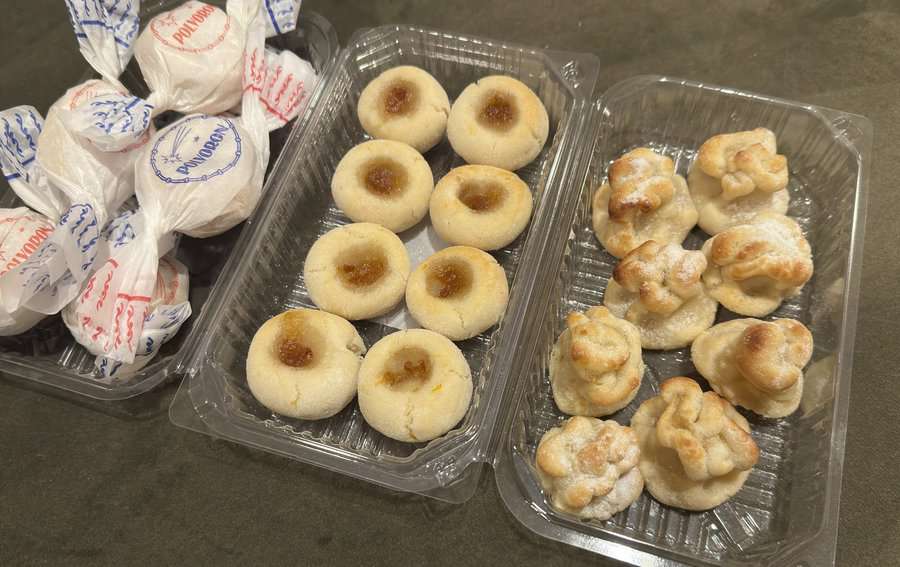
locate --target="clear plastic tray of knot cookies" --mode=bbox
[494,76,870,566]
[170,24,600,501]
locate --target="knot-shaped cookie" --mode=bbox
[697,128,788,200]
[550,306,643,417]
[631,377,759,510]
[688,128,790,234]
[702,212,813,317]
[536,416,644,520]
[692,318,813,417]
[592,148,698,258]
[608,149,675,222]
[655,378,759,481]
[604,241,717,349]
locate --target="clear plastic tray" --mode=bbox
[169,24,600,503]
[164,23,868,563]
[493,76,871,566]
[0,4,339,400]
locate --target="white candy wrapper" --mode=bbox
[0,106,68,221]
[64,0,314,154]
[0,87,151,316]
[261,0,302,37]
[64,204,190,377]
[0,208,55,336]
[186,24,317,237]
[67,0,299,86]
[64,245,191,379]
[134,1,246,115]
[65,0,313,364]
[65,0,142,86]
[67,111,258,363]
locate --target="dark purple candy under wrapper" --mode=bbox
[0,315,69,358]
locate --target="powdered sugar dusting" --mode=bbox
[750,215,803,255]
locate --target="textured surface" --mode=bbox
[1,0,899,565]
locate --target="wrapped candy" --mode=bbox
[0,106,68,219]
[65,116,247,364]
[134,1,247,115]
[66,0,308,126]
[0,94,151,315]
[63,203,191,377]
[96,256,190,379]
[0,108,62,334]
[67,0,311,364]
[62,0,316,235]
[64,248,191,379]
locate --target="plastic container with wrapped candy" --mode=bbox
[0,2,338,398]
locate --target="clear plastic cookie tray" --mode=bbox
[494,76,870,566]
[0,3,339,400]
[166,24,869,567]
[169,24,600,502]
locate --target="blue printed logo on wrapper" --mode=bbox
[95,302,192,378]
[85,94,154,143]
[0,107,42,184]
[149,116,243,184]
[65,0,140,49]
[102,208,138,248]
[263,0,301,35]
[64,0,140,83]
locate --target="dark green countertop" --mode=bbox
[2,1,898,565]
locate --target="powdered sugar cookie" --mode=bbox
[357,329,472,442]
[447,75,549,171]
[429,165,533,250]
[357,66,450,153]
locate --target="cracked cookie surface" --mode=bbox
[447,75,549,171]
[405,246,509,341]
[357,329,473,443]
[247,308,366,420]
[357,65,451,153]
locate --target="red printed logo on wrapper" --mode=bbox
[0,214,54,277]
[244,47,310,128]
[150,0,231,54]
[67,81,127,110]
[77,258,151,357]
